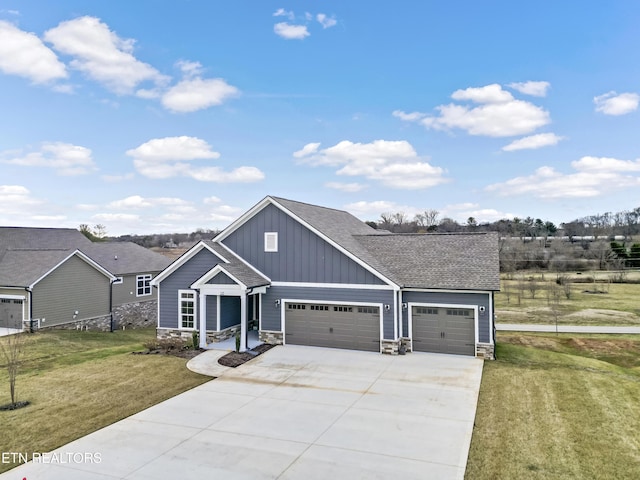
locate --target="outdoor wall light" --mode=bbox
[384,304,390,311]
[402,303,408,310]
[274,299,281,308]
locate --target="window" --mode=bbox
[447,309,470,316]
[333,306,353,312]
[310,304,329,311]
[136,274,152,296]
[357,306,379,314]
[264,232,278,252]
[179,291,196,329]
[287,303,306,310]
[416,307,439,315]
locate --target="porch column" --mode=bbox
[199,292,207,348]
[240,289,247,352]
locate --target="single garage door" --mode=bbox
[285,302,380,352]
[412,306,475,356]
[0,298,24,329]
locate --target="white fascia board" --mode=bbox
[214,241,272,283]
[151,241,228,286]
[402,288,493,295]
[30,250,116,288]
[215,196,397,288]
[191,264,247,290]
[0,294,27,300]
[271,281,394,290]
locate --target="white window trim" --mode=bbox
[264,232,278,252]
[136,274,152,297]
[178,289,197,330]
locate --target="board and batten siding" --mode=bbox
[262,285,395,340]
[158,248,221,329]
[401,291,492,343]
[220,296,241,330]
[222,204,385,285]
[32,255,111,327]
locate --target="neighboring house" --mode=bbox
[153,196,500,358]
[0,227,171,331]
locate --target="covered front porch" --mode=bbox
[191,264,269,352]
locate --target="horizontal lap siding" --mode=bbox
[33,255,111,326]
[262,286,395,340]
[112,273,158,306]
[159,249,220,329]
[223,204,385,285]
[401,291,491,343]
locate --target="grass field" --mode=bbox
[466,333,640,479]
[496,271,640,326]
[0,328,209,473]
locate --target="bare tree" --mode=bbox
[0,333,25,407]
[415,209,439,232]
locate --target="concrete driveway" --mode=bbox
[2,346,483,480]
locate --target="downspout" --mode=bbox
[109,279,114,332]
[26,287,32,333]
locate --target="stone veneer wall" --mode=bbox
[380,339,399,355]
[259,330,284,345]
[112,300,157,330]
[476,343,495,360]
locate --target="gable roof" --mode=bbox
[355,232,500,290]
[215,196,398,287]
[152,240,270,288]
[0,249,116,288]
[81,242,171,275]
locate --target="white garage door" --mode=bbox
[285,302,380,352]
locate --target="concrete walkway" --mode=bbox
[2,346,484,480]
[497,323,640,333]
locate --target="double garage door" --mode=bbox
[412,306,476,356]
[285,302,380,352]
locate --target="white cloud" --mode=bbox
[274,22,310,40]
[203,196,222,204]
[442,203,516,223]
[451,83,514,103]
[0,20,67,84]
[162,77,239,113]
[317,13,337,29]
[486,156,640,199]
[502,133,565,151]
[295,139,447,189]
[93,212,141,222]
[273,8,295,20]
[293,142,321,158]
[127,136,264,183]
[392,110,426,122]
[43,16,169,95]
[102,172,135,182]
[508,81,550,97]
[325,182,367,192]
[2,142,96,175]
[176,60,204,78]
[0,185,43,210]
[397,83,550,137]
[594,91,639,116]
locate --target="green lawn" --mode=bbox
[497,273,640,325]
[0,328,209,473]
[466,333,640,479]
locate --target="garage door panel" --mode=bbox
[285,303,380,352]
[412,306,475,356]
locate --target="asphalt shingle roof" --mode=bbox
[81,242,171,275]
[354,233,501,290]
[203,241,270,288]
[265,197,500,291]
[0,249,74,287]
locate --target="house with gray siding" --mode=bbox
[153,196,500,358]
[0,227,171,331]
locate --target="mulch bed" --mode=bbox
[132,347,205,359]
[218,343,275,368]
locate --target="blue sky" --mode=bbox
[1,1,639,235]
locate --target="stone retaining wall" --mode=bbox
[112,300,157,330]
